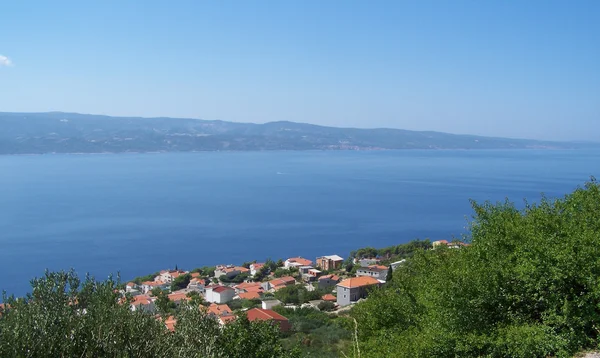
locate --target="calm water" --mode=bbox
[0,150,598,296]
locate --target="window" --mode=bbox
[343,295,346,298]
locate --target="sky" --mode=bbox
[0,1,598,141]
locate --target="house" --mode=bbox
[390,259,406,270]
[284,257,313,269]
[298,266,321,282]
[250,263,265,276]
[204,285,235,303]
[316,255,344,271]
[336,276,381,307]
[207,303,233,317]
[262,276,296,292]
[354,257,381,267]
[246,308,291,332]
[356,265,389,280]
[214,265,250,279]
[322,294,337,302]
[433,240,469,249]
[164,316,177,332]
[318,274,340,291]
[238,291,261,300]
[219,315,237,325]
[130,294,156,313]
[187,277,206,292]
[125,282,141,295]
[168,290,191,305]
[140,280,169,294]
[261,299,282,310]
[156,270,188,283]
[234,281,263,294]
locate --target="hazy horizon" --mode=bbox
[1,1,598,141]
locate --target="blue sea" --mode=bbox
[0,149,598,296]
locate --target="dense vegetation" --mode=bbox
[0,271,299,358]
[352,180,600,357]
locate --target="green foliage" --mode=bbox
[152,287,176,315]
[274,285,324,305]
[275,306,353,357]
[385,265,393,282]
[219,272,250,283]
[192,266,216,277]
[131,271,159,285]
[352,180,600,357]
[350,239,432,264]
[318,301,335,312]
[0,270,299,357]
[170,273,191,291]
[274,267,297,278]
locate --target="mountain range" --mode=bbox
[0,112,589,154]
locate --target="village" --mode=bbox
[121,239,463,332]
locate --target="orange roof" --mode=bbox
[245,286,264,293]
[322,294,337,301]
[286,257,313,266]
[208,303,232,316]
[338,276,380,288]
[132,295,153,306]
[168,291,190,302]
[239,291,261,300]
[164,316,177,332]
[191,272,201,278]
[319,274,340,281]
[235,282,262,291]
[212,286,234,293]
[235,266,250,273]
[126,282,136,287]
[270,276,296,287]
[142,280,167,287]
[219,315,237,324]
[246,308,288,322]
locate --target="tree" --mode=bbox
[352,180,600,358]
[385,265,393,282]
[0,270,301,357]
[171,273,192,291]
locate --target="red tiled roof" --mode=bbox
[168,291,190,302]
[191,272,201,278]
[286,257,313,266]
[208,303,232,316]
[239,291,261,300]
[164,316,177,332]
[219,315,237,324]
[212,286,234,293]
[338,276,380,288]
[269,276,296,288]
[247,308,288,322]
[319,274,340,281]
[322,294,337,301]
[132,295,153,306]
[235,282,262,291]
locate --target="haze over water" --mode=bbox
[1,149,598,296]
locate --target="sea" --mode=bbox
[0,149,598,296]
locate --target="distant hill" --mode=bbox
[0,112,587,154]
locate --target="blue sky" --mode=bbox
[0,1,598,140]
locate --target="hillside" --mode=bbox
[0,112,581,154]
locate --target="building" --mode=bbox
[187,277,206,292]
[284,257,313,269]
[130,295,156,313]
[316,255,344,271]
[250,263,265,276]
[125,282,141,295]
[336,276,381,307]
[140,280,169,294]
[262,276,296,292]
[390,259,406,270]
[156,270,188,283]
[246,308,291,332]
[261,299,282,310]
[356,265,389,280]
[214,265,250,279]
[318,274,340,291]
[354,257,381,267]
[433,240,469,249]
[204,285,235,303]
[168,290,191,305]
[298,266,321,282]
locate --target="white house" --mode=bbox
[204,285,235,303]
[155,270,188,283]
[187,277,206,292]
[250,263,265,276]
[262,299,282,310]
[284,257,313,269]
[130,295,156,313]
[390,259,406,270]
[140,280,170,294]
[356,265,389,280]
